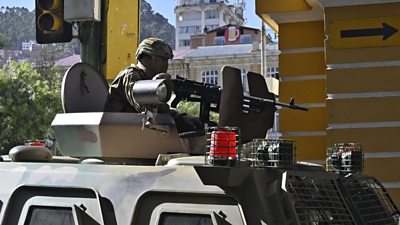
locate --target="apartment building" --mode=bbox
[175,0,245,49]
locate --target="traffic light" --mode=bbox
[35,0,72,44]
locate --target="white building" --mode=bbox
[175,0,245,49]
[21,41,31,51]
[21,41,42,52]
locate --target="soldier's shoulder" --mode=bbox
[117,65,144,79]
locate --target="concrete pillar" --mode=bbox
[256,0,327,162]
[279,21,326,161]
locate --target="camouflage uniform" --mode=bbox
[104,38,202,133]
[104,38,173,112]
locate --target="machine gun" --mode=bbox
[170,76,308,124]
[171,76,221,124]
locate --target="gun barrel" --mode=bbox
[244,95,308,111]
[275,101,308,111]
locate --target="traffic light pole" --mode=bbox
[80,0,109,77]
[80,21,102,72]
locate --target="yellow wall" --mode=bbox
[284,136,327,160]
[327,97,400,123]
[103,0,140,80]
[279,21,325,49]
[327,66,400,93]
[327,127,400,152]
[280,79,326,103]
[256,0,311,15]
[279,52,325,77]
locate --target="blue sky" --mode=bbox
[1,0,263,29]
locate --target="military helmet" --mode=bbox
[135,38,173,60]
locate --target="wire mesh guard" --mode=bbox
[250,139,295,168]
[206,127,240,166]
[326,143,363,174]
[340,176,400,225]
[287,175,355,225]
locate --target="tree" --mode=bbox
[0,7,35,49]
[140,0,175,49]
[176,101,219,124]
[0,33,10,49]
[0,62,62,153]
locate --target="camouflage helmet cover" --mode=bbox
[135,38,173,60]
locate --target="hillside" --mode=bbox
[0,1,175,50]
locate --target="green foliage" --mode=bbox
[140,0,175,49]
[176,101,219,123]
[0,7,35,49]
[0,33,10,49]
[0,62,62,153]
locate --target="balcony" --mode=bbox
[176,0,228,7]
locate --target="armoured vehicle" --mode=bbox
[0,63,399,225]
[0,1,399,224]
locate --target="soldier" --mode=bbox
[104,38,203,133]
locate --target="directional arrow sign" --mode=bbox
[341,23,398,40]
[331,16,400,49]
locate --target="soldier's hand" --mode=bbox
[153,73,171,80]
[181,115,203,129]
[170,110,204,133]
[175,114,204,133]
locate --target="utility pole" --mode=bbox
[261,21,266,76]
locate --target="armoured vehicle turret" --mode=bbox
[0,63,399,225]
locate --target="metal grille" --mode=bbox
[251,139,295,168]
[287,175,355,225]
[340,176,400,225]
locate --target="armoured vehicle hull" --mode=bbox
[0,160,398,225]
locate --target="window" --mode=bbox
[240,35,252,44]
[202,70,219,85]
[205,10,217,19]
[24,206,74,225]
[179,26,200,34]
[181,11,201,21]
[266,67,279,77]
[158,212,213,225]
[205,24,218,32]
[214,37,224,45]
[179,27,186,33]
[179,40,191,47]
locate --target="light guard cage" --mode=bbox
[251,139,296,169]
[206,127,240,167]
[326,143,364,174]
